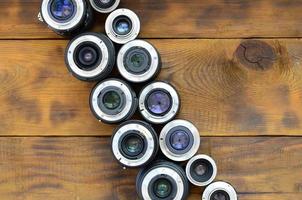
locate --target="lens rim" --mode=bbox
[89,0,120,13]
[65,32,115,81]
[117,40,160,83]
[90,78,137,123]
[139,82,180,124]
[202,181,237,200]
[105,8,140,44]
[111,120,158,167]
[186,154,217,186]
[41,0,85,31]
[159,119,200,161]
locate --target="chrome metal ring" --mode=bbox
[141,167,185,200]
[202,181,237,200]
[66,34,110,79]
[117,40,160,83]
[89,0,120,13]
[90,79,134,123]
[41,0,85,31]
[112,122,157,167]
[159,119,200,161]
[186,154,217,186]
[105,8,140,44]
[139,82,180,124]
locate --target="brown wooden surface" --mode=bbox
[0,137,301,200]
[1,39,302,136]
[1,0,302,39]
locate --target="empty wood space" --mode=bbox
[0,0,301,199]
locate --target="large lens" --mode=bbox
[146,90,171,115]
[113,15,132,35]
[50,0,75,21]
[210,190,231,200]
[153,178,172,198]
[170,130,190,151]
[103,90,121,110]
[121,134,144,157]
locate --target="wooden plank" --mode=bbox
[0,137,300,199]
[1,39,302,136]
[1,0,302,39]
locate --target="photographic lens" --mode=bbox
[103,91,121,110]
[65,33,115,81]
[90,0,120,13]
[105,8,140,44]
[186,155,217,186]
[117,40,161,83]
[113,16,132,35]
[50,0,75,21]
[153,178,172,198]
[111,120,158,167]
[210,191,230,200]
[41,0,93,36]
[136,160,189,200]
[139,82,180,124]
[203,182,237,200]
[159,119,200,161]
[90,78,137,124]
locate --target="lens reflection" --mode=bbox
[170,130,190,150]
[153,178,172,198]
[103,91,121,110]
[146,90,171,115]
[51,0,74,21]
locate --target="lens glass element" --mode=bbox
[146,90,171,115]
[50,0,75,21]
[121,134,144,157]
[170,130,190,150]
[210,190,230,200]
[113,16,132,35]
[153,178,172,198]
[103,91,121,110]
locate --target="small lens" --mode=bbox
[113,16,132,35]
[170,130,190,150]
[122,134,144,157]
[50,0,74,21]
[153,178,172,198]
[210,190,230,200]
[146,90,171,115]
[103,91,121,110]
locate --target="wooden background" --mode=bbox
[0,0,302,199]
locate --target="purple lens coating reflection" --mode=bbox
[170,130,190,150]
[146,90,171,115]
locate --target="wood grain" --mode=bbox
[0,137,300,200]
[1,0,302,39]
[1,39,302,136]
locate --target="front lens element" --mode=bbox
[210,190,230,200]
[113,16,132,35]
[170,130,190,150]
[77,45,99,67]
[103,91,121,110]
[146,90,171,115]
[122,134,144,157]
[153,178,172,198]
[50,0,74,21]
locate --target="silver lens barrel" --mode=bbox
[89,0,120,13]
[105,8,140,44]
[117,40,161,83]
[159,119,200,162]
[202,181,237,200]
[186,154,217,186]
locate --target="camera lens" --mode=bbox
[65,32,115,81]
[40,0,93,36]
[111,120,158,167]
[139,82,180,124]
[105,8,140,44]
[186,155,217,186]
[90,78,138,124]
[136,160,189,200]
[89,0,120,13]
[117,40,161,83]
[159,119,200,161]
[202,182,237,200]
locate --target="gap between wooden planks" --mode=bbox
[1,39,302,136]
